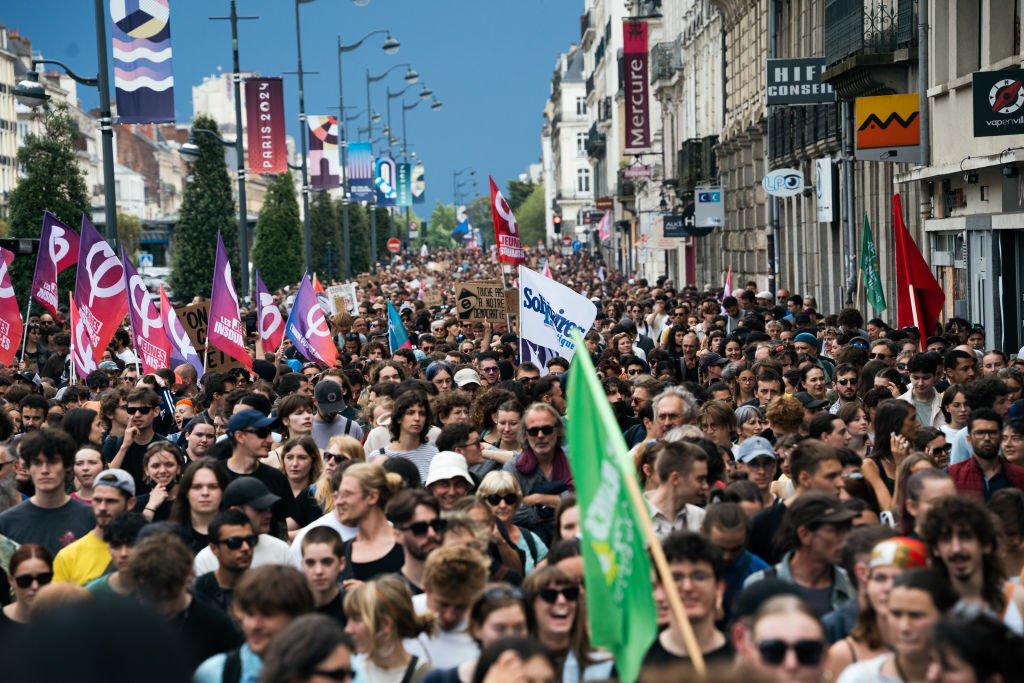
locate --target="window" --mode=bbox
[576,132,587,156]
[577,168,590,193]
[576,96,587,116]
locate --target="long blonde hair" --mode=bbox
[314,435,364,512]
[343,575,436,659]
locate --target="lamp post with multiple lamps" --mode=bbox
[400,94,441,246]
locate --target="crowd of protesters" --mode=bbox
[0,245,1023,682]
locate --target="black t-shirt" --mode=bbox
[748,498,786,564]
[101,433,170,493]
[340,540,405,582]
[191,572,233,615]
[316,590,348,627]
[170,595,242,673]
[0,498,95,558]
[132,493,174,522]
[224,464,299,537]
[641,632,735,671]
[294,488,324,528]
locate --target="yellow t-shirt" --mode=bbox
[53,531,112,586]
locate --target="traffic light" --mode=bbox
[553,215,562,233]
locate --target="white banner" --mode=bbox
[327,283,359,315]
[518,265,597,367]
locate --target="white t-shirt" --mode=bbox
[363,424,441,457]
[193,533,297,575]
[403,593,479,669]
[289,511,358,566]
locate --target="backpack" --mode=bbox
[221,647,242,683]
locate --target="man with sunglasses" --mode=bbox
[899,353,946,427]
[477,351,502,387]
[829,364,860,415]
[225,411,299,539]
[53,468,136,586]
[867,339,898,367]
[643,531,735,671]
[505,403,573,531]
[103,388,168,491]
[385,488,444,594]
[193,509,256,614]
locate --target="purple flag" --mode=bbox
[285,274,338,367]
[160,285,204,382]
[31,211,79,322]
[74,216,128,360]
[208,231,252,371]
[121,248,173,374]
[254,270,284,354]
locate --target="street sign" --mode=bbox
[762,169,804,198]
[561,236,571,247]
[139,253,153,268]
[387,238,402,253]
[571,240,582,251]
[408,221,419,239]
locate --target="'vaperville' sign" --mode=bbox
[623,21,650,152]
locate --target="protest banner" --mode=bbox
[176,301,243,373]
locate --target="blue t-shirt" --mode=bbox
[722,550,769,619]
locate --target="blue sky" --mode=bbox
[6,0,582,210]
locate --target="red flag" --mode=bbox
[74,216,129,361]
[69,293,97,381]
[122,249,173,374]
[0,247,22,367]
[489,176,525,266]
[893,193,945,341]
[543,261,553,279]
[313,273,326,294]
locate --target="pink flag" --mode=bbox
[254,270,284,354]
[285,273,339,367]
[121,249,173,374]
[490,176,525,266]
[69,293,97,381]
[160,285,204,382]
[597,211,610,242]
[722,265,732,301]
[0,247,22,367]
[74,216,128,361]
[208,231,252,371]
[543,261,553,279]
[31,211,79,322]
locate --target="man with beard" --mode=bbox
[53,468,136,585]
[103,388,168,491]
[385,489,444,594]
[948,409,1024,502]
[603,377,640,433]
[829,364,860,415]
[0,443,21,514]
[192,509,256,614]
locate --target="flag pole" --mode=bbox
[19,299,32,364]
[67,295,75,385]
[500,264,513,334]
[617,439,707,674]
[908,284,923,349]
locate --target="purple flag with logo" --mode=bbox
[159,284,204,382]
[32,211,79,322]
[254,270,284,354]
[285,274,339,367]
[74,216,129,360]
[121,247,172,374]
[208,231,252,371]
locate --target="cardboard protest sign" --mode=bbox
[176,301,244,373]
[455,281,507,323]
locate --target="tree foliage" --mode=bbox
[252,173,303,291]
[170,115,239,300]
[346,202,370,276]
[308,191,341,282]
[516,183,546,248]
[426,202,457,249]
[118,212,143,266]
[506,179,536,215]
[7,101,91,309]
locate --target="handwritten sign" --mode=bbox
[176,301,244,373]
[456,281,507,324]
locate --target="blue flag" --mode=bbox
[387,300,410,352]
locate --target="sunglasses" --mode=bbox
[836,378,854,386]
[399,518,447,537]
[125,406,153,415]
[526,425,556,437]
[626,369,643,376]
[538,586,580,604]
[324,452,348,463]
[14,571,53,589]
[756,639,825,666]
[896,362,907,371]
[929,444,953,454]
[213,535,259,550]
[868,353,890,360]
[485,493,519,506]
[242,427,272,439]
[310,668,354,682]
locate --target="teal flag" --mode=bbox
[860,212,887,313]
[566,330,657,682]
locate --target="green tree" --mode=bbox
[170,115,239,300]
[252,173,303,291]
[506,179,536,215]
[117,212,143,265]
[373,207,391,266]
[347,202,370,276]
[516,183,546,247]
[7,101,91,308]
[308,191,341,282]
[465,196,491,248]
[426,202,457,249]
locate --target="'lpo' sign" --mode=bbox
[762,168,804,198]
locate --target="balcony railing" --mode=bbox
[677,136,719,190]
[617,168,636,197]
[768,104,841,160]
[825,0,918,67]
[597,97,613,123]
[585,123,606,157]
[650,39,680,84]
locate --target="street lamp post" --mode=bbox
[294,0,315,275]
[400,92,439,247]
[338,29,399,279]
[14,0,117,247]
[452,167,475,206]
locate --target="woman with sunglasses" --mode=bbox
[913,427,950,469]
[477,471,547,574]
[1,544,53,631]
[265,394,318,468]
[71,446,107,504]
[17,324,45,372]
[279,435,325,529]
[169,457,231,554]
[746,595,828,683]
[133,443,184,522]
[523,565,612,682]
[313,436,362,513]
[835,569,956,683]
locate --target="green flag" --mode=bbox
[566,330,657,682]
[860,212,887,313]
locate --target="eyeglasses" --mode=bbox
[483,586,527,601]
[123,376,139,383]
[836,378,854,386]
[324,451,348,463]
[868,353,890,360]
[14,571,53,589]
[928,444,952,454]
[213,535,258,550]
[242,427,272,439]
[626,368,643,376]
[756,639,825,666]
[538,586,580,603]
[485,493,519,506]
[971,429,1000,438]
[399,518,447,537]
[310,668,354,682]
[125,406,152,415]
[526,425,556,436]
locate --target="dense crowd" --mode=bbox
[1,246,1023,682]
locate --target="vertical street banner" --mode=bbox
[308,115,340,190]
[375,157,397,207]
[244,77,287,175]
[518,265,596,372]
[208,231,252,371]
[32,211,80,321]
[396,162,412,207]
[860,212,887,314]
[597,211,610,241]
[0,248,21,367]
[622,20,650,152]
[412,162,425,204]
[285,274,339,367]
[69,293,97,381]
[74,216,129,360]
[121,248,172,374]
[490,176,525,265]
[348,141,374,201]
[110,0,175,124]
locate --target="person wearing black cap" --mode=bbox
[698,352,729,386]
[310,379,364,451]
[743,491,857,617]
[224,410,298,539]
[794,391,829,422]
